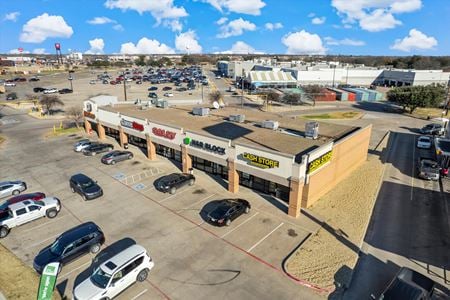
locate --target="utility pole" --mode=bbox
[332,65,336,88]
[123,75,128,101]
[346,66,349,85]
[241,69,245,108]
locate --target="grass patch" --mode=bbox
[0,136,4,145]
[303,111,362,120]
[407,107,447,119]
[47,126,83,137]
[0,244,60,299]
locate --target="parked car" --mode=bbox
[163,92,174,97]
[155,173,195,194]
[148,92,158,99]
[4,82,16,87]
[73,244,154,300]
[43,88,58,94]
[13,77,27,82]
[102,80,109,84]
[0,192,46,214]
[33,87,46,93]
[207,199,250,226]
[6,93,17,100]
[215,75,222,79]
[0,198,61,238]
[136,80,142,85]
[74,140,99,152]
[162,86,172,91]
[0,181,27,198]
[148,86,158,91]
[69,173,103,200]
[82,143,114,156]
[110,81,117,85]
[101,150,133,165]
[174,82,182,86]
[176,87,187,92]
[59,88,73,94]
[417,157,440,181]
[417,136,432,149]
[420,123,444,135]
[29,77,40,82]
[33,222,105,274]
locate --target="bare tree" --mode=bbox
[282,93,302,105]
[209,90,222,104]
[66,106,83,129]
[39,95,64,115]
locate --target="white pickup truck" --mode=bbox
[0,197,61,238]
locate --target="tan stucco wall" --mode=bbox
[302,125,372,208]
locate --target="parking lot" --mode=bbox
[0,107,322,299]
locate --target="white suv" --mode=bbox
[73,244,154,300]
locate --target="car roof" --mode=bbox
[100,244,146,273]
[0,181,20,186]
[7,193,43,202]
[57,222,101,245]
[71,173,92,183]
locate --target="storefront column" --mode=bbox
[84,118,92,134]
[227,159,239,194]
[97,122,106,140]
[288,177,304,218]
[118,126,128,148]
[181,145,192,173]
[145,134,156,161]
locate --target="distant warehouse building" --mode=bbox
[247,71,297,89]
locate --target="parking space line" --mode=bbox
[58,261,91,279]
[21,215,69,233]
[221,212,260,238]
[29,232,60,248]
[177,194,216,212]
[247,222,284,253]
[159,186,195,203]
[130,289,148,300]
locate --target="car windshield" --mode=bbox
[81,180,95,188]
[423,161,439,169]
[91,267,112,289]
[50,239,64,255]
[33,200,44,206]
[0,201,8,210]
[210,203,231,218]
[419,137,430,142]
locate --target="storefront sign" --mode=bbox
[307,151,332,174]
[153,127,176,140]
[121,119,144,131]
[37,262,60,300]
[184,137,226,155]
[242,152,279,169]
[83,111,95,119]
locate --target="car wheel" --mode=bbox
[136,269,149,282]
[0,226,10,238]
[92,152,96,156]
[82,194,87,201]
[169,187,176,195]
[128,154,133,159]
[12,190,20,195]
[71,187,75,193]
[111,160,116,165]
[244,206,250,214]
[46,209,58,218]
[225,219,231,226]
[90,243,101,254]
[188,179,195,186]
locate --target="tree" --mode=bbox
[209,90,222,104]
[259,91,280,103]
[66,106,83,129]
[282,93,302,105]
[302,85,322,106]
[135,55,146,66]
[387,84,446,113]
[40,95,64,115]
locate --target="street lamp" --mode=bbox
[68,71,74,91]
[331,65,336,88]
[241,69,245,108]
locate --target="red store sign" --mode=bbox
[121,119,144,132]
[83,111,96,119]
[152,127,176,140]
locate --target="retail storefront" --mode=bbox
[120,116,147,151]
[148,122,183,162]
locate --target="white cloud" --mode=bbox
[265,22,283,31]
[331,0,422,31]
[20,13,73,43]
[217,18,256,38]
[163,19,183,31]
[201,0,266,15]
[216,17,228,25]
[175,30,202,53]
[120,37,175,54]
[282,30,326,55]
[4,12,20,22]
[9,48,30,54]
[105,0,187,25]
[215,41,264,54]
[311,17,326,25]
[391,28,437,52]
[87,17,115,24]
[308,13,316,18]
[85,38,105,54]
[325,37,365,46]
[33,48,47,54]
[113,24,124,31]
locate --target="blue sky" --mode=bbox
[0,0,448,55]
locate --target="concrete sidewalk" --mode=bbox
[0,290,6,300]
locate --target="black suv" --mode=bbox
[82,143,113,156]
[207,199,251,226]
[33,222,105,273]
[70,173,103,200]
[155,173,195,194]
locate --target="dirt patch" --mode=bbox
[0,244,60,299]
[285,154,384,291]
[303,111,363,120]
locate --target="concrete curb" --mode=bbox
[0,290,6,300]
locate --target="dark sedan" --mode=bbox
[155,173,195,194]
[33,222,105,274]
[148,86,158,91]
[59,88,73,94]
[207,199,251,226]
[0,192,46,214]
[162,86,172,91]
[70,173,103,200]
[82,143,113,156]
[101,150,133,165]
[33,87,46,93]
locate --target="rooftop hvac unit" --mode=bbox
[156,100,169,108]
[305,121,319,139]
[192,107,209,116]
[229,114,245,123]
[261,120,279,130]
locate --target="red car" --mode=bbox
[110,81,117,85]
[0,192,46,213]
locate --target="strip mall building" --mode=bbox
[83,98,371,218]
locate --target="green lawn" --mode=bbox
[303,111,362,120]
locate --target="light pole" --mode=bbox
[332,65,336,88]
[241,69,245,108]
[123,76,128,101]
[68,71,74,91]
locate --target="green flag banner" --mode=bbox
[37,262,60,300]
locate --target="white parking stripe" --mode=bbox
[221,212,260,238]
[58,261,91,279]
[247,222,284,253]
[21,215,69,233]
[179,194,216,211]
[131,289,148,300]
[29,233,60,248]
[159,186,195,203]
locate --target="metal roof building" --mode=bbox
[247,71,297,89]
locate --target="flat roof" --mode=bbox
[102,104,357,157]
